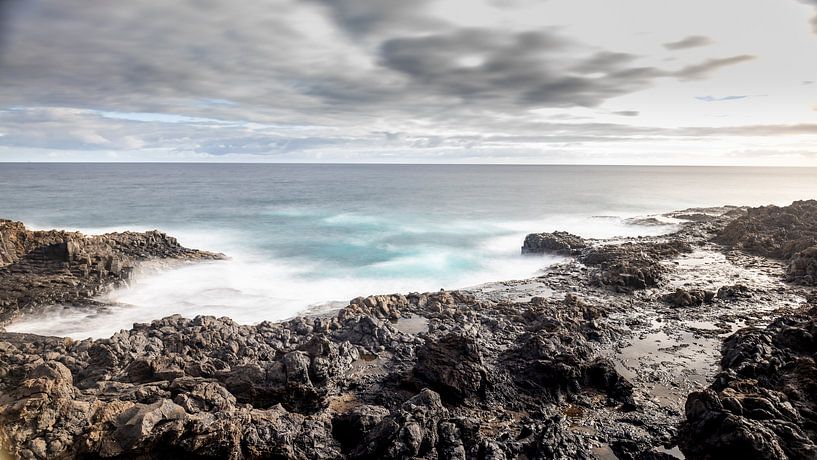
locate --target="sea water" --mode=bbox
[1,163,816,338]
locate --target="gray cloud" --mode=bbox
[0,0,810,163]
[305,0,441,37]
[673,55,756,81]
[663,35,713,50]
[379,30,664,108]
[801,0,817,33]
[680,123,817,136]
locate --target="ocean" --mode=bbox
[2,163,816,338]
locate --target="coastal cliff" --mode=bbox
[0,220,224,325]
[0,202,815,459]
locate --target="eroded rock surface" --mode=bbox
[787,245,817,286]
[678,304,817,459]
[0,290,631,459]
[522,231,587,256]
[0,220,223,324]
[715,199,817,260]
[579,241,693,292]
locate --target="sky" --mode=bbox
[0,0,816,165]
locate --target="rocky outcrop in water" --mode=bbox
[0,220,224,324]
[521,231,587,256]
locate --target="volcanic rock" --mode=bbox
[787,245,817,286]
[715,199,817,260]
[0,220,224,324]
[678,306,817,459]
[522,231,587,256]
[580,241,692,292]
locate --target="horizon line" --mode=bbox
[0,161,815,168]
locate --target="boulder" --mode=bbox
[412,334,488,404]
[522,231,587,256]
[787,245,817,286]
[715,200,817,259]
[661,288,715,307]
[580,241,692,292]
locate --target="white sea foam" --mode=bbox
[6,213,675,339]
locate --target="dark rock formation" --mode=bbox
[522,231,587,256]
[678,306,817,459]
[787,245,817,286]
[661,288,715,307]
[0,287,633,459]
[0,220,223,324]
[716,284,752,300]
[580,241,692,292]
[715,200,817,260]
[412,334,489,404]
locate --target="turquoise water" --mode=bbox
[1,163,816,338]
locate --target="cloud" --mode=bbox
[695,95,747,102]
[378,29,665,108]
[680,123,817,136]
[305,0,441,37]
[0,0,813,164]
[663,35,713,50]
[673,55,756,80]
[800,0,817,33]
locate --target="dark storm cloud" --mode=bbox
[673,55,756,81]
[570,51,639,73]
[305,0,441,37]
[379,29,664,108]
[0,0,805,161]
[0,0,339,116]
[663,35,713,50]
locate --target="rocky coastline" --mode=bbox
[0,201,816,459]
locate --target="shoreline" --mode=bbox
[0,202,815,458]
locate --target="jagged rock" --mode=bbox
[0,220,224,324]
[678,307,817,459]
[787,245,817,286]
[350,389,449,459]
[522,231,587,256]
[716,284,752,300]
[333,405,391,451]
[0,285,634,459]
[715,200,817,259]
[580,241,692,292]
[661,288,715,307]
[412,334,488,404]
